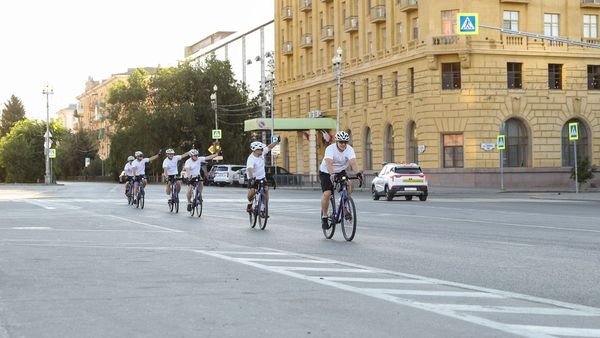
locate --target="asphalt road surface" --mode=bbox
[1,182,599,338]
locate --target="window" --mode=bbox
[377,75,383,100]
[340,84,344,107]
[561,119,589,167]
[384,124,395,163]
[392,71,399,96]
[441,10,458,35]
[328,87,333,109]
[442,62,461,89]
[443,134,464,168]
[507,62,522,89]
[412,17,419,40]
[409,67,415,93]
[503,11,519,31]
[407,121,418,163]
[305,92,310,110]
[584,15,598,39]
[544,13,559,37]
[364,127,373,170]
[363,78,369,102]
[588,65,600,90]
[351,81,356,104]
[316,90,321,110]
[548,64,563,89]
[504,118,528,167]
[396,22,403,46]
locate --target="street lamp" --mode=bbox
[210,84,218,130]
[42,85,53,184]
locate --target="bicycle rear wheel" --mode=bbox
[322,196,336,239]
[341,196,357,241]
[258,195,268,230]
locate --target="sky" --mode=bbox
[0,0,273,122]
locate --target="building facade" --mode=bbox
[274,0,600,189]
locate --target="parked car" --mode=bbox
[213,164,246,186]
[265,166,299,186]
[371,163,428,201]
[233,168,247,187]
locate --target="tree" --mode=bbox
[570,156,595,189]
[0,95,26,137]
[54,130,98,178]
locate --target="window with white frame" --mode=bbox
[503,10,519,31]
[544,13,559,37]
[584,14,598,39]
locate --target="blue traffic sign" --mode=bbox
[457,13,479,35]
[569,122,578,141]
[497,135,505,150]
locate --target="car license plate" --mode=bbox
[404,187,417,191]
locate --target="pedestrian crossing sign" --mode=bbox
[568,122,579,141]
[212,129,222,140]
[457,13,479,35]
[497,135,505,150]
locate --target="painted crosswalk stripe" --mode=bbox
[509,325,600,337]
[317,277,433,284]
[363,289,505,298]
[428,304,598,316]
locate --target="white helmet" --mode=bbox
[127,156,134,161]
[250,141,266,151]
[165,148,175,154]
[189,149,199,156]
[134,151,143,157]
[334,131,350,142]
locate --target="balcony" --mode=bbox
[344,16,359,32]
[282,41,293,55]
[581,0,600,7]
[399,0,418,12]
[321,25,334,41]
[500,0,529,3]
[299,0,312,11]
[432,35,460,46]
[370,5,386,23]
[300,33,313,48]
[282,6,292,20]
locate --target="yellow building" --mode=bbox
[274,0,600,189]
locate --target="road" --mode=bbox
[0,182,599,338]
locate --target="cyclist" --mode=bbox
[122,155,135,197]
[245,139,279,213]
[162,148,191,203]
[183,149,220,211]
[319,131,362,229]
[132,150,161,203]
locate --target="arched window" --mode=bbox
[384,124,395,163]
[561,119,589,167]
[407,121,418,163]
[505,118,529,167]
[364,127,373,170]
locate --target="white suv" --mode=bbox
[213,164,246,186]
[371,163,428,201]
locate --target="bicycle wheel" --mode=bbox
[258,195,268,230]
[195,190,203,217]
[127,190,133,205]
[341,196,357,241]
[250,196,259,228]
[174,193,179,213]
[140,189,145,209]
[322,195,336,239]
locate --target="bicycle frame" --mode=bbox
[249,179,268,230]
[188,176,203,217]
[323,174,361,241]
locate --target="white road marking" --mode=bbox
[23,199,56,210]
[319,277,433,284]
[429,304,598,316]
[11,227,52,230]
[107,215,183,233]
[509,325,600,337]
[363,289,505,298]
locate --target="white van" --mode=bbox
[212,164,246,186]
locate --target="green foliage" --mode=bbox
[1,95,26,137]
[570,156,595,185]
[105,57,262,178]
[54,130,98,177]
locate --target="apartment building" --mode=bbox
[274,0,600,188]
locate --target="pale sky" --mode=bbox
[0,0,273,122]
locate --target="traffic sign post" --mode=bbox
[497,134,505,190]
[569,122,579,193]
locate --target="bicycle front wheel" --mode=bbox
[322,195,336,239]
[250,196,259,228]
[341,196,357,241]
[139,190,145,209]
[258,195,268,230]
[195,191,203,218]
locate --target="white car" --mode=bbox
[213,164,246,186]
[371,163,428,201]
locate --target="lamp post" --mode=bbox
[332,46,342,133]
[265,70,275,166]
[42,85,53,184]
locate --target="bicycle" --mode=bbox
[133,176,145,209]
[323,174,363,241]
[167,176,181,213]
[248,178,268,230]
[188,176,203,217]
[125,176,135,205]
